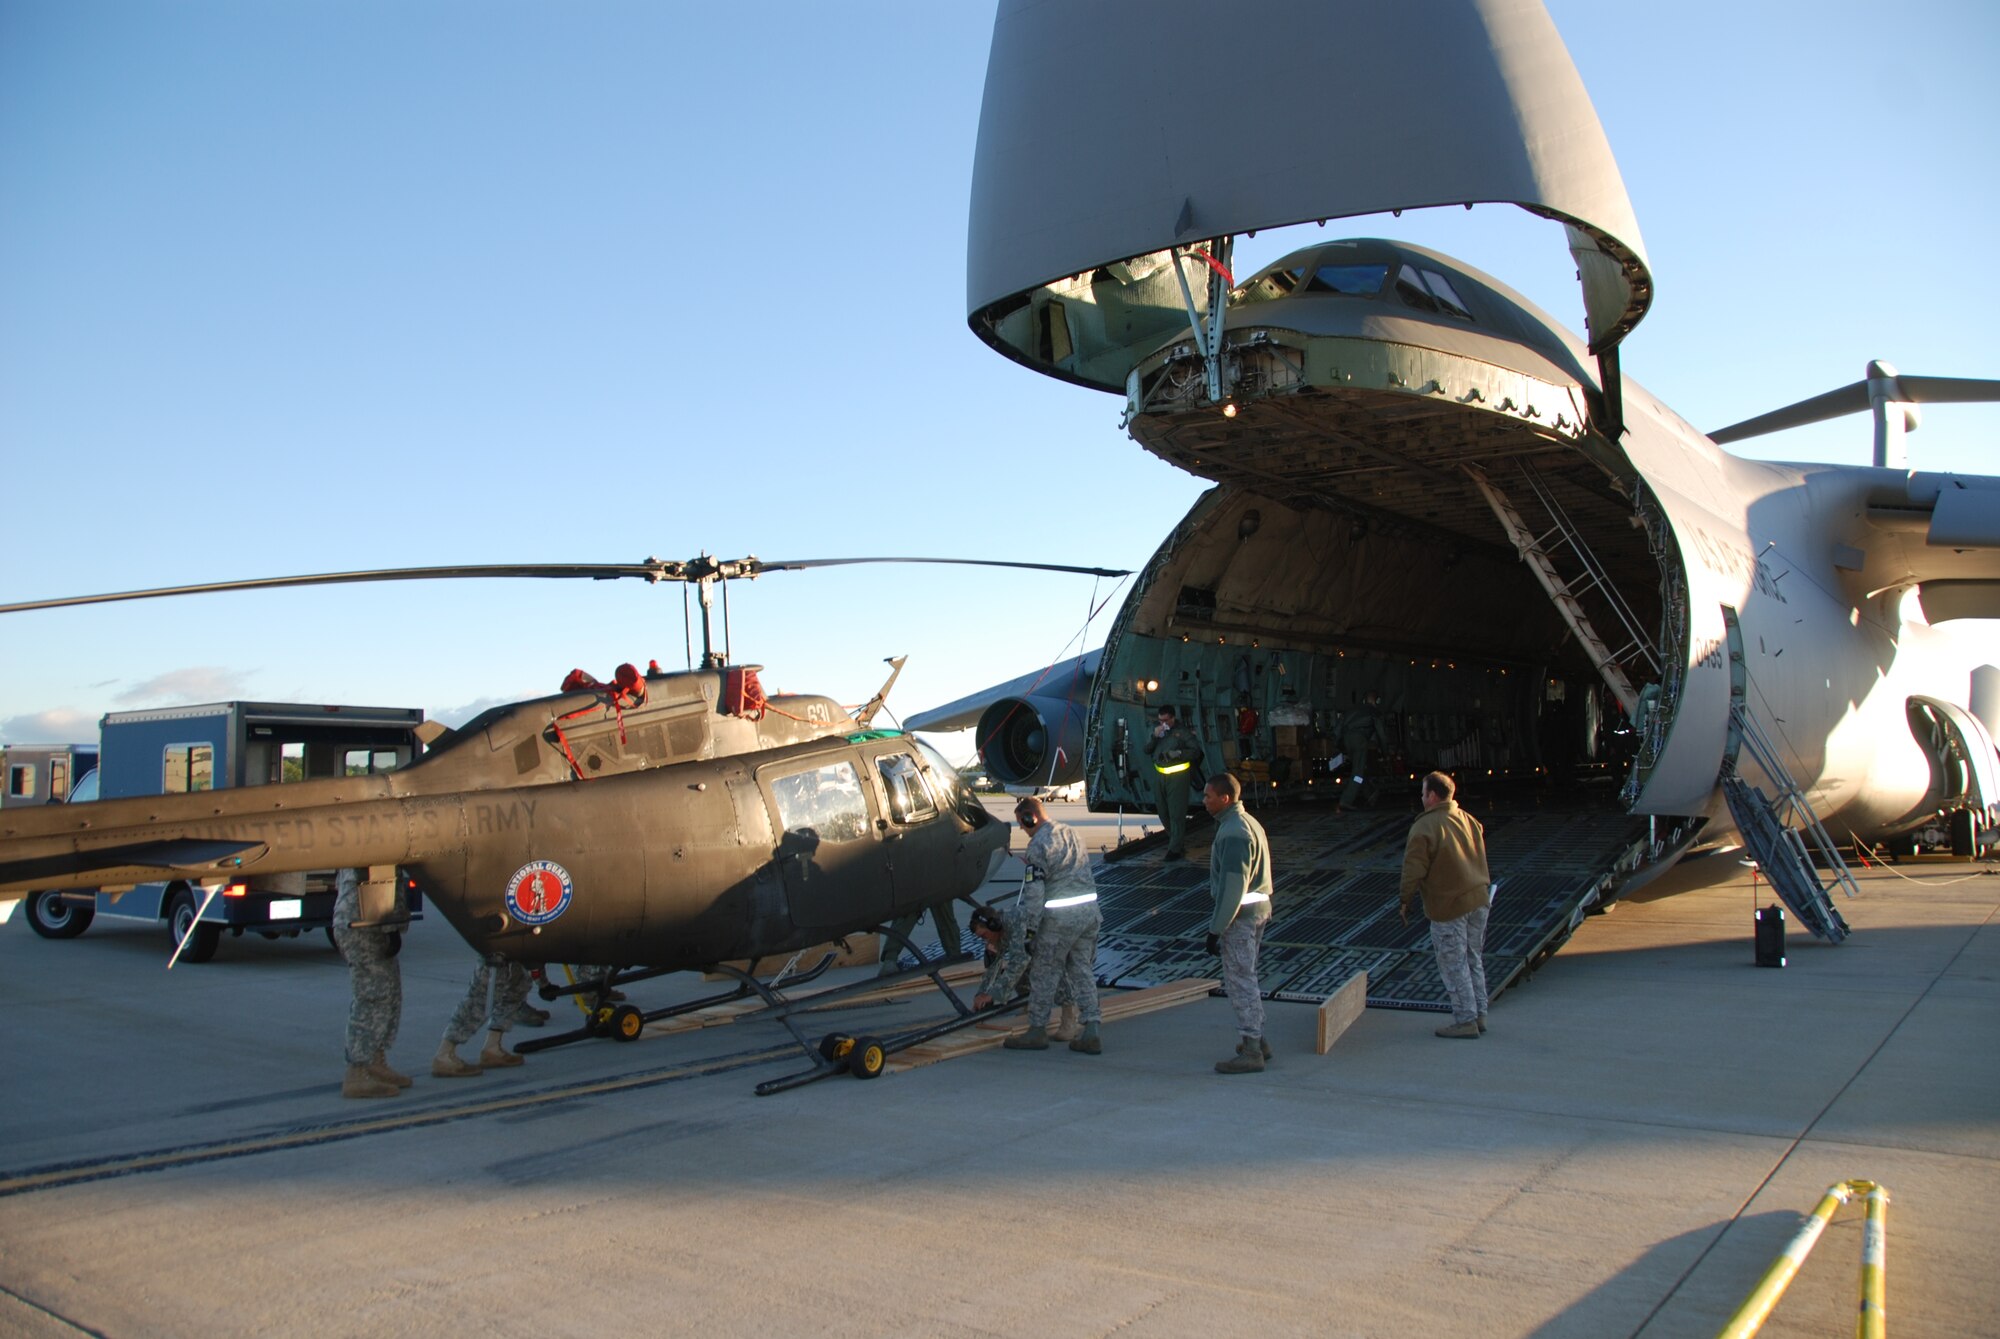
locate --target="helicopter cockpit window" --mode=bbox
[1394,264,1475,321]
[914,738,992,827]
[770,761,870,844]
[877,753,938,825]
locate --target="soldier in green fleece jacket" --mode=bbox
[1203,773,1274,1074]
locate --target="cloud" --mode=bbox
[1,707,100,745]
[113,666,253,705]
[431,696,518,729]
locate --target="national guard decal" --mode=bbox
[507,860,574,925]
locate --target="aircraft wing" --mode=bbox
[1853,471,2000,621]
[904,650,1101,733]
[0,838,269,897]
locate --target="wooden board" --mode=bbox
[1315,970,1368,1054]
[638,962,986,1039]
[883,978,1219,1074]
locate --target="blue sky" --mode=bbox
[3,1,1995,754]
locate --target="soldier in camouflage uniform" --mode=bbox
[1203,774,1274,1074]
[970,903,1080,1039]
[332,867,411,1099]
[432,953,536,1077]
[1000,798,1103,1055]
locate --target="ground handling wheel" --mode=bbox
[847,1035,887,1080]
[817,1032,854,1065]
[609,1004,644,1042]
[591,1005,617,1038]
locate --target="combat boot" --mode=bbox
[1477,1014,1488,1034]
[367,1052,413,1088]
[509,1001,550,1028]
[479,1039,525,1068]
[1068,1022,1102,1055]
[342,1063,400,1099]
[1258,1036,1274,1062]
[431,1044,483,1078]
[1214,1037,1265,1074]
[1435,1020,1480,1039]
[1049,1003,1082,1041]
[1003,1025,1050,1051]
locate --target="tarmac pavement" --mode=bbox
[0,806,1994,1338]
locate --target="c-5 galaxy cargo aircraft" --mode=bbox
[920,0,1999,962]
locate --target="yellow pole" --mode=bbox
[1856,1181,1888,1339]
[1716,1183,1852,1339]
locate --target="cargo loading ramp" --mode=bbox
[1091,800,1653,1011]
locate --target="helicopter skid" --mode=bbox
[513,952,841,1055]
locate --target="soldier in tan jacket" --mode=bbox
[1399,771,1492,1039]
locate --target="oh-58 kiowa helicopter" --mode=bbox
[0,553,1127,1090]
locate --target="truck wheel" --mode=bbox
[25,891,94,940]
[168,892,222,963]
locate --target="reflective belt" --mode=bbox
[1239,891,1271,905]
[1045,893,1099,909]
[1155,761,1192,775]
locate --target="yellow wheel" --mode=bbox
[849,1035,886,1080]
[818,1033,854,1064]
[611,1004,644,1042]
[592,1005,616,1037]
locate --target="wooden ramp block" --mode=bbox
[1316,970,1368,1055]
[882,979,1222,1075]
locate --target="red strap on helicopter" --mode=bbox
[550,663,652,779]
[724,666,766,720]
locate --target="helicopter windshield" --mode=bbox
[915,739,991,827]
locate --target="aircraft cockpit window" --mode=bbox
[1395,264,1475,321]
[770,761,870,843]
[1234,267,1302,304]
[1306,262,1389,295]
[877,753,939,825]
[1420,269,1472,320]
[1235,262,1388,305]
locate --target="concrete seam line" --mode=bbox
[1625,897,1996,1337]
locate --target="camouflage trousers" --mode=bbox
[1027,904,1102,1027]
[333,919,402,1066]
[1430,903,1490,1025]
[1220,908,1269,1038]
[443,955,535,1046]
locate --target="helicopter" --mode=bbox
[0,553,1127,1084]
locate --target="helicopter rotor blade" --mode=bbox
[749,556,1132,579]
[0,561,686,615]
[0,555,1131,616]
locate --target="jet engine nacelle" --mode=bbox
[977,693,1087,788]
